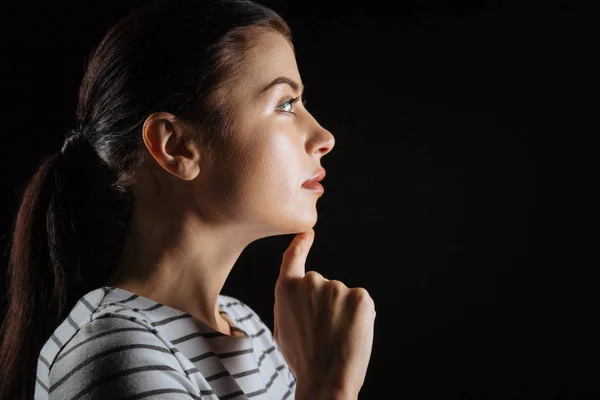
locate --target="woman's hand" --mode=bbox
[274,229,376,399]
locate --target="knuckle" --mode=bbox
[331,279,346,288]
[304,270,324,286]
[327,280,346,296]
[350,287,374,309]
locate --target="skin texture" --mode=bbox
[106,29,335,335]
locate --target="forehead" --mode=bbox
[235,29,300,91]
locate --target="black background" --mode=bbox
[1,1,598,398]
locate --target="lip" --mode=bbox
[302,168,326,194]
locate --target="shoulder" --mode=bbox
[36,287,200,399]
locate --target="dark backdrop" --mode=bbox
[1,1,597,398]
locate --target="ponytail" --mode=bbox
[0,131,131,400]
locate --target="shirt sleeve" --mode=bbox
[48,315,202,399]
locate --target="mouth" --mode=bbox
[302,168,326,195]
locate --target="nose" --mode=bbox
[306,118,335,158]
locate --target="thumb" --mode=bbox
[278,229,315,280]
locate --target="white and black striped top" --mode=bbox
[35,286,296,399]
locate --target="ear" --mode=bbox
[142,112,202,181]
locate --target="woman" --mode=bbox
[0,0,376,399]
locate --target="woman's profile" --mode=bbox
[0,0,376,399]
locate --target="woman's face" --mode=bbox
[200,29,335,236]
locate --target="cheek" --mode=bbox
[265,130,302,184]
[242,129,302,197]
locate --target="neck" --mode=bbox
[106,206,255,335]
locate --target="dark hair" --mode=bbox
[0,1,291,398]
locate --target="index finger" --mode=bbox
[278,229,315,280]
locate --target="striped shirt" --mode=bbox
[35,286,296,399]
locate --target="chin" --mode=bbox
[257,200,320,237]
[285,210,318,234]
[262,211,317,237]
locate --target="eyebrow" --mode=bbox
[260,76,304,94]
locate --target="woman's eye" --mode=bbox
[277,97,300,114]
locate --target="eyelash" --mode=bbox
[277,96,308,115]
